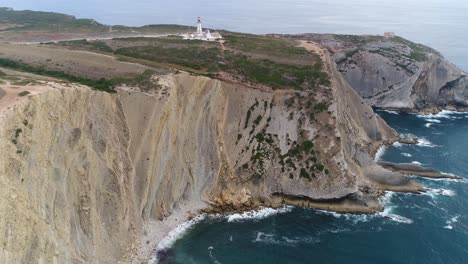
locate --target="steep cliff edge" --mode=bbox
[0,65,410,262]
[299,34,468,112]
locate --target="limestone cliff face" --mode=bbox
[305,34,468,111]
[0,86,139,263]
[0,69,395,263]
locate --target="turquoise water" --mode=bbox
[2,0,468,71]
[159,111,468,264]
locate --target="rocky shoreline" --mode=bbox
[377,161,463,180]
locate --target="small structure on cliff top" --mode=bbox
[384,32,395,39]
[181,17,222,41]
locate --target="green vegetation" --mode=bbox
[115,46,221,71]
[0,58,159,92]
[59,39,113,53]
[13,79,39,86]
[111,33,329,90]
[18,91,30,96]
[302,140,314,153]
[300,168,311,180]
[253,115,262,125]
[391,36,429,62]
[315,163,325,172]
[409,51,428,62]
[244,100,259,128]
[0,7,105,31]
[223,52,329,89]
[334,34,383,45]
[223,32,311,59]
[15,128,22,138]
[314,102,328,112]
[11,128,22,144]
[0,58,120,92]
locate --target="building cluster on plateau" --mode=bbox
[181,17,222,41]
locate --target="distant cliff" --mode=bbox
[299,34,468,112]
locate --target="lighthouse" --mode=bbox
[181,17,222,41]
[197,17,203,35]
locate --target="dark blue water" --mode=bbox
[2,0,468,71]
[160,111,468,264]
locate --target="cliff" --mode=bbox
[299,34,468,112]
[0,59,413,262]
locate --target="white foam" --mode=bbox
[374,145,387,161]
[424,188,456,197]
[150,214,206,263]
[226,206,293,222]
[380,212,414,224]
[253,232,279,244]
[323,211,372,224]
[383,110,400,115]
[411,161,422,165]
[417,138,437,147]
[208,246,223,264]
[444,215,460,230]
[425,123,432,128]
[426,118,441,123]
[317,192,412,225]
[378,192,414,224]
[417,110,467,120]
[393,142,403,147]
[253,232,319,245]
[402,153,413,157]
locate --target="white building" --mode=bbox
[181,17,222,41]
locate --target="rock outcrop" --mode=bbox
[300,34,468,112]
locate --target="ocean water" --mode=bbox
[2,0,468,71]
[157,111,468,264]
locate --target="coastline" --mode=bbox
[123,200,207,264]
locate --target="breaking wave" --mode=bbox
[208,246,223,264]
[317,192,413,225]
[377,192,414,224]
[444,215,460,230]
[402,153,413,157]
[383,110,400,115]
[374,146,387,161]
[226,206,293,222]
[423,188,456,198]
[253,232,320,245]
[417,138,437,147]
[417,110,465,119]
[150,214,207,263]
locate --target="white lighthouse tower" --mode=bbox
[196,17,203,36]
[181,17,222,41]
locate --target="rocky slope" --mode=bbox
[0,53,418,262]
[300,34,468,112]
